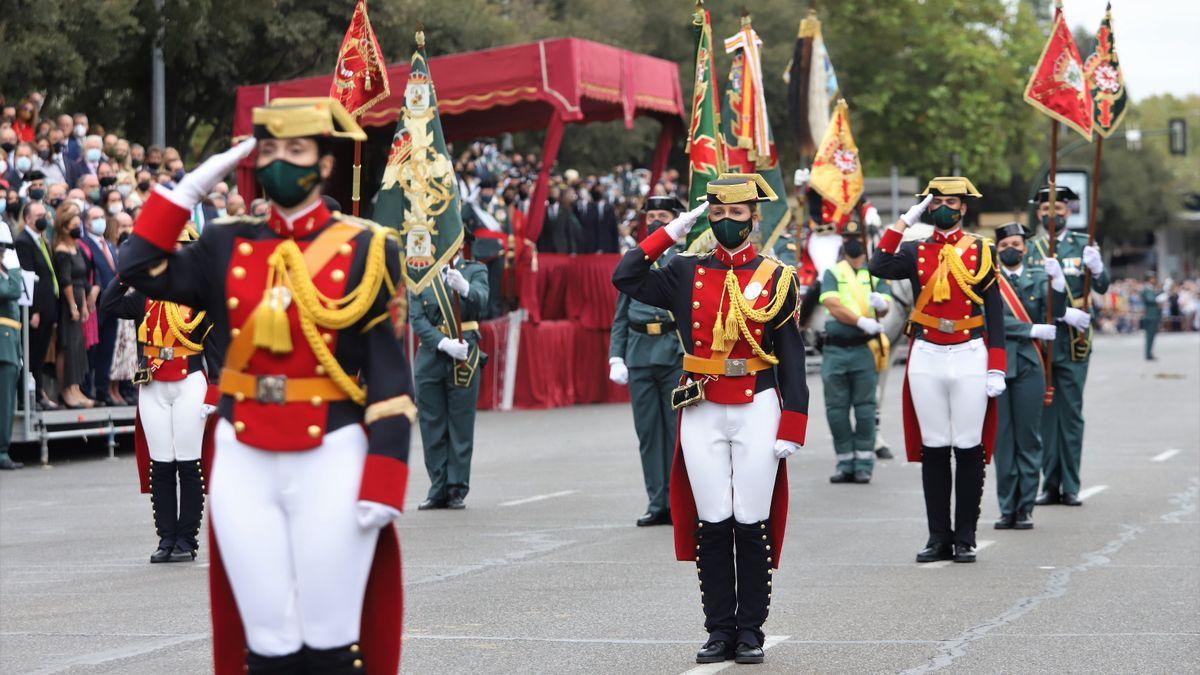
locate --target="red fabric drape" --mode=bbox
[519,252,621,326]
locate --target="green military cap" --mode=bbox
[252,97,368,142]
[994,222,1029,242]
[1030,185,1080,204]
[706,173,778,205]
[916,176,982,198]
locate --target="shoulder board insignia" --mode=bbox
[209,215,265,227]
[331,212,379,231]
[763,251,782,263]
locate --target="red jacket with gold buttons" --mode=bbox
[613,226,809,444]
[117,188,414,511]
[870,225,1006,372]
[99,282,214,383]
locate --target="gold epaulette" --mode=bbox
[331,212,380,232]
[209,215,266,227]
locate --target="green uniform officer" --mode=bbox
[410,247,490,510]
[819,220,891,484]
[0,228,25,470]
[993,223,1065,529]
[609,196,685,527]
[1024,186,1109,507]
[1140,272,1163,361]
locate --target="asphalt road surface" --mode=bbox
[2,333,1197,674]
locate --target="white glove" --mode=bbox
[168,138,257,210]
[608,357,629,385]
[201,404,218,419]
[900,194,934,227]
[1062,307,1092,330]
[356,500,400,530]
[986,370,1007,398]
[773,439,801,459]
[2,249,20,270]
[856,316,883,335]
[864,206,882,228]
[664,202,709,241]
[1042,257,1066,292]
[1029,323,1057,341]
[868,292,889,311]
[444,267,470,296]
[793,168,810,187]
[437,337,470,361]
[1082,245,1104,275]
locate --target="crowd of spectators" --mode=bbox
[1096,276,1200,334]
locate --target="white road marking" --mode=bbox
[499,490,578,507]
[920,540,995,569]
[1077,485,1108,501]
[1151,449,1181,463]
[680,634,790,675]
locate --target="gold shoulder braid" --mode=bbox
[163,302,207,351]
[929,236,993,304]
[709,263,795,364]
[251,225,402,406]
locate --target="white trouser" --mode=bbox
[679,390,781,524]
[209,420,380,656]
[907,338,988,448]
[138,370,207,462]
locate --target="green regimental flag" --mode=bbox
[720,17,790,257]
[685,5,726,247]
[1084,3,1128,138]
[373,30,462,294]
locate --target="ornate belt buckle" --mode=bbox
[671,379,706,410]
[157,346,175,360]
[132,368,152,385]
[724,359,748,377]
[645,322,662,336]
[937,318,956,333]
[256,375,287,404]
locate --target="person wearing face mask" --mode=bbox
[4,143,36,191]
[869,177,1006,564]
[117,98,412,673]
[52,207,95,408]
[819,219,892,485]
[609,196,687,527]
[15,201,60,409]
[580,184,619,253]
[1139,272,1165,361]
[21,170,47,204]
[0,223,26,469]
[1023,185,1109,508]
[65,135,105,188]
[79,204,120,405]
[614,173,808,665]
[991,223,1067,531]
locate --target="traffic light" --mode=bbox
[1169,118,1188,156]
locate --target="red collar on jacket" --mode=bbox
[714,242,757,267]
[930,226,964,245]
[266,199,330,239]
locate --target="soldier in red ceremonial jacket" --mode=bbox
[613,173,808,666]
[117,98,414,674]
[868,177,1006,565]
[101,227,219,565]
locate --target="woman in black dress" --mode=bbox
[52,205,95,408]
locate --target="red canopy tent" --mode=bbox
[232,37,684,243]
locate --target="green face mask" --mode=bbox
[709,216,753,250]
[929,205,962,230]
[256,159,322,208]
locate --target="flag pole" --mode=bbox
[352,140,362,216]
[1081,135,1102,308]
[1043,120,1059,406]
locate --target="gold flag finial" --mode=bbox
[415,23,425,49]
[740,10,751,27]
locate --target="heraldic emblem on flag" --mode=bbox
[1023,4,1094,139]
[1084,4,1128,138]
[329,0,390,118]
[373,31,463,294]
[807,99,863,225]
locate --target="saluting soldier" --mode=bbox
[1140,271,1163,361]
[614,173,808,666]
[0,231,25,471]
[1024,186,1106,508]
[609,195,686,527]
[118,98,414,674]
[819,219,892,484]
[991,223,1067,530]
[869,177,1006,564]
[410,239,489,511]
[101,227,220,563]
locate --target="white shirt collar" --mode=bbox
[1005,264,1024,277]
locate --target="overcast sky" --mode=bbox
[1055,0,1200,100]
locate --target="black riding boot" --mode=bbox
[245,649,304,674]
[953,445,986,552]
[148,460,177,563]
[733,520,773,663]
[304,643,366,673]
[918,446,954,561]
[694,517,736,663]
[171,459,204,562]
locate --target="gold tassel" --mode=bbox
[252,288,293,354]
[711,307,727,353]
[932,247,953,303]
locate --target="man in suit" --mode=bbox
[13,201,58,409]
[579,185,618,253]
[538,185,578,254]
[65,135,104,188]
[81,205,119,404]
